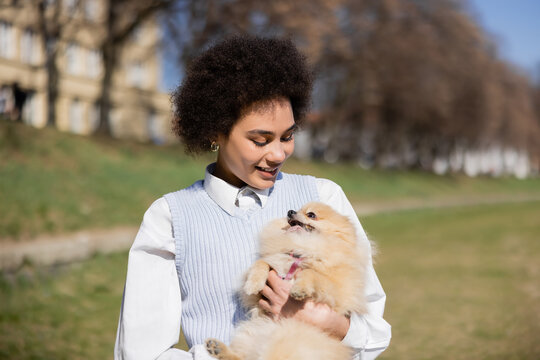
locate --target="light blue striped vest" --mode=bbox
[164,172,319,348]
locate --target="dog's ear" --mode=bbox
[332,226,357,245]
[309,203,357,244]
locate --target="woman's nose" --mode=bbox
[267,142,287,163]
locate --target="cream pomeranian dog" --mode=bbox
[205,202,370,360]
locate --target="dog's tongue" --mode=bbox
[287,225,304,233]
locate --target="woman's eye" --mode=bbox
[252,133,293,147]
[252,140,268,147]
[281,132,294,142]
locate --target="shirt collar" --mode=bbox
[203,163,270,215]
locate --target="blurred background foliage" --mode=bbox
[1,0,539,174]
[163,0,540,173]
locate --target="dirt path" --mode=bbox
[1,194,539,271]
[353,193,540,217]
[0,227,137,271]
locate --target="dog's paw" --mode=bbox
[290,289,307,300]
[206,339,240,360]
[290,284,310,300]
[206,339,224,358]
[290,277,315,300]
[244,271,267,295]
[243,279,265,296]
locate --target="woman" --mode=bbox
[114,35,391,360]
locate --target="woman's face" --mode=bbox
[214,98,296,190]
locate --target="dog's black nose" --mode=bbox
[287,210,296,218]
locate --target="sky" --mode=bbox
[468,0,540,79]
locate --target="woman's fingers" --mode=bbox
[258,297,279,320]
[258,271,349,339]
[292,301,350,340]
[258,270,294,318]
[266,270,292,298]
[260,284,280,306]
[258,297,271,312]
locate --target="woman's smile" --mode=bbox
[255,165,280,176]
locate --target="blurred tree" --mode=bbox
[169,0,346,70]
[22,0,177,133]
[34,0,66,127]
[308,0,540,169]
[163,0,539,171]
[95,0,178,135]
[531,64,540,165]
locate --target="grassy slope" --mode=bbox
[1,121,209,240]
[1,202,539,359]
[2,121,540,240]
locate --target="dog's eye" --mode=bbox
[306,212,317,219]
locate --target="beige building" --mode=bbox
[0,0,173,143]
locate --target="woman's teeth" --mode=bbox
[257,166,277,174]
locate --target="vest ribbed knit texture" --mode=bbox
[164,172,319,348]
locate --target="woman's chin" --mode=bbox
[248,174,278,190]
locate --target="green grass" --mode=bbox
[0,253,191,360]
[2,120,540,240]
[284,160,540,206]
[0,253,128,359]
[1,202,539,359]
[363,201,540,359]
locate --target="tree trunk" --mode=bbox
[95,0,116,136]
[45,48,59,127]
[36,0,59,127]
[96,42,115,135]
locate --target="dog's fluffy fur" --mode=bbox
[206,202,370,360]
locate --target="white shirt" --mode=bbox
[115,167,391,359]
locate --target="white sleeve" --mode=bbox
[115,197,213,360]
[317,178,392,359]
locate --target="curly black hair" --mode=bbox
[172,35,313,154]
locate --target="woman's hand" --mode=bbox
[258,270,295,320]
[258,270,351,340]
[289,301,351,340]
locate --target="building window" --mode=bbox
[147,110,164,144]
[0,21,15,58]
[127,61,145,88]
[66,42,81,74]
[87,49,101,78]
[84,0,98,20]
[132,25,143,43]
[89,102,100,132]
[0,85,12,115]
[21,29,39,64]
[22,91,36,126]
[69,98,84,134]
[45,0,57,8]
[64,0,77,15]
[46,37,57,55]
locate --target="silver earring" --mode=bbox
[210,141,219,152]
